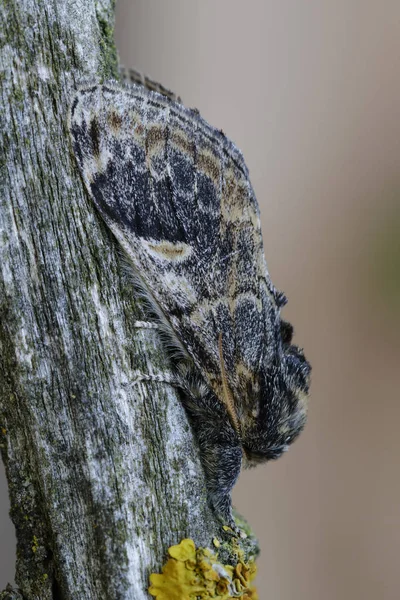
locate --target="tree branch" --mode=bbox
[0,2,258,598]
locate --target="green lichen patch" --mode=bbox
[148,538,258,600]
[96,2,119,80]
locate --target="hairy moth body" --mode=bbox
[69,82,311,528]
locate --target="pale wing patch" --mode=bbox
[221,169,259,229]
[278,389,308,437]
[294,390,309,414]
[218,333,241,437]
[197,148,221,186]
[188,296,229,329]
[140,238,193,262]
[106,110,123,134]
[227,290,263,315]
[145,124,165,159]
[83,147,113,185]
[105,107,146,145]
[160,272,198,307]
[170,126,193,157]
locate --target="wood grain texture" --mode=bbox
[0,2,248,598]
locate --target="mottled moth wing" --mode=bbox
[69,83,311,493]
[69,83,281,423]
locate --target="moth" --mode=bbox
[69,82,311,529]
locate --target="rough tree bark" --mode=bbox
[0,1,258,599]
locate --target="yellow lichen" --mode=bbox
[31,535,39,554]
[148,538,258,600]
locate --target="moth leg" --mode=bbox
[133,320,160,329]
[132,370,180,387]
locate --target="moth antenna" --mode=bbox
[218,332,241,438]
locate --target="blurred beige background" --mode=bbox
[1,1,399,598]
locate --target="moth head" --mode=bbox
[242,318,311,468]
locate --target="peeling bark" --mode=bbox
[0,1,258,599]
